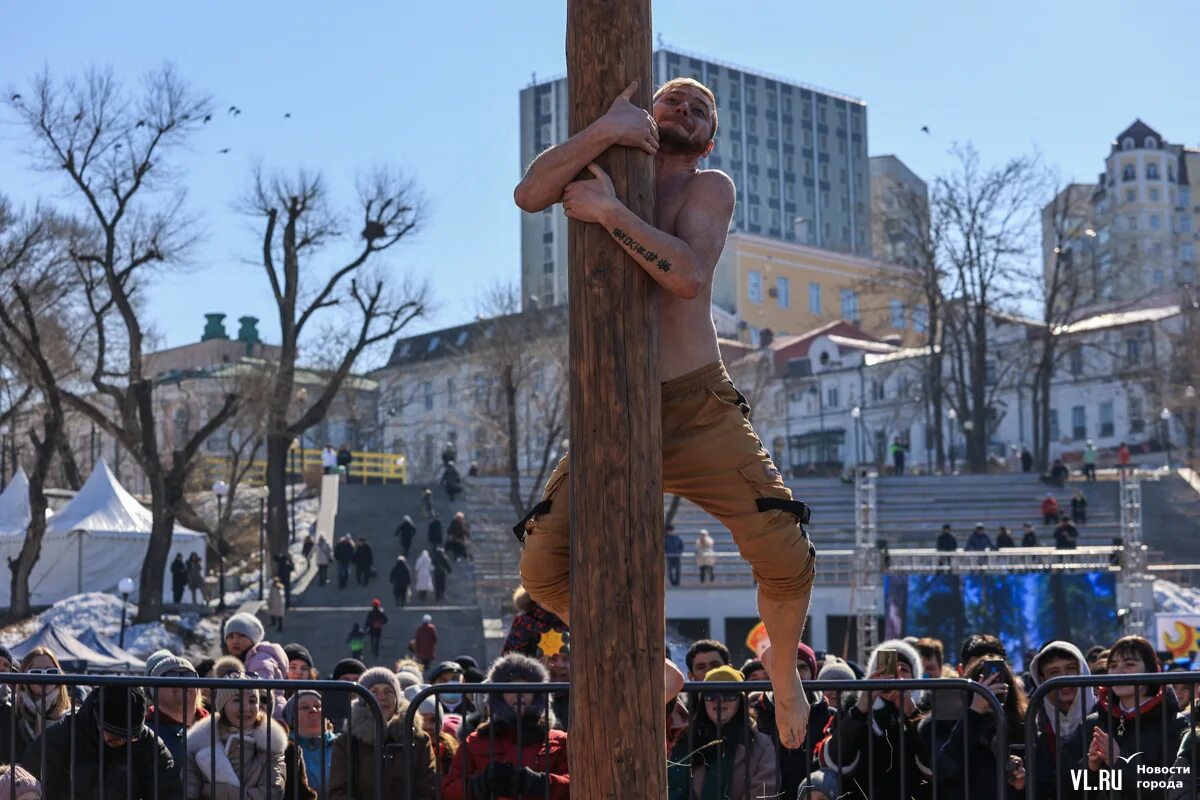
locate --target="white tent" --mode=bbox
[0,467,32,537]
[0,460,206,606]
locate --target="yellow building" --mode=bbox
[712,231,922,345]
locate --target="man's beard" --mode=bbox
[658,125,710,157]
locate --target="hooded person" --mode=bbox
[396,514,418,557]
[442,654,570,800]
[223,612,290,719]
[667,665,777,800]
[21,684,182,799]
[281,689,332,799]
[184,673,289,799]
[817,639,932,800]
[749,642,834,800]
[327,667,438,800]
[1027,639,1096,793]
[1059,636,1187,800]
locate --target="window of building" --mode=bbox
[1122,138,1135,151]
[749,146,758,165]
[1181,216,1193,234]
[750,206,760,225]
[839,289,860,322]
[1071,405,1086,440]
[1153,269,1165,285]
[1123,164,1136,181]
[1150,188,1160,202]
[427,336,440,353]
[1150,214,1160,229]
[1125,189,1136,202]
[783,97,792,114]
[1128,215,1138,231]
[543,244,553,261]
[826,386,839,408]
[1069,346,1083,376]
[808,282,822,314]
[1129,395,1144,433]
[423,381,434,412]
[1099,401,1114,437]
[1126,338,1140,363]
[784,184,795,202]
[776,276,790,308]
[747,270,763,302]
[540,95,552,115]
[748,116,757,133]
[731,141,742,160]
[749,174,759,192]
[912,304,928,333]
[1146,136,1157,149]
[730,110,741,130]
[889,299,905,328]
[767,150,778,169]
[1181,187,1192,208]
[770,210,781,230]
[1148,163,1160,180]
[784,154,794,172]
[747,87,756,105]
[1183,243,1195,262]
[767,90,776,110]
[1049,409,1060,441]
[769,179,779,198]
[446,377,456,408]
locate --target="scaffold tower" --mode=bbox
[853,468,880,663]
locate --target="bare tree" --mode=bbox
[244,166,426,557]
[0,200,88,620]
[470,283,569,520]
[937,145,1045,472]
[8,67,240,621]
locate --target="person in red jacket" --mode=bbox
[1040,492,1061,524]
[412,614,438,668]
[442,653,569,799]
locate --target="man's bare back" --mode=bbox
[514,80,735,381]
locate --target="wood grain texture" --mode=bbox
[566,0,665,797]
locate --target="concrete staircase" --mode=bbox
[287,483,485,676]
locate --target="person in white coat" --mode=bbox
[696,529,717,583]
[414,549,434,602]
[315,537,332,587]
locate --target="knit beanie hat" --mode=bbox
[224,612,265,646]
[426,660,464,684]
[143,649,173,677]
[797,768,840,799]
[332,658,366,681]
[93,684,148,736]
[739,658,764,677]
[396,670,422,690]
[284,644,313,668]
[358,667,401,700]
[0,764,41,798]
[281,689,321,729]
[817,662,856,683]
[703,665,745,683]
[149,654,197,679]
[485,654,550,723]
[796,643,819,678]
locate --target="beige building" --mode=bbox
[869,155,929,266]
[712,231,921,346]
[1042,120,1200,307]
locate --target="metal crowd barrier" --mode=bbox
[0,672,386,800]
[402,678,1009,800]
[1024,672,1199,800]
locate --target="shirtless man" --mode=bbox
[512,77,815,748]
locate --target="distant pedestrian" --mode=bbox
[1117,441,1131,469]
[315,536,332,586]
[274,552,295,608]
[665,524,684,587]
[427,512,443,548]
[396,515,417,558]
[445,512,471,561]
[695,529,716,583]
[1083,440,1098,481]
[995,526,1016,549]
[170,553,188,604]
[1020,447,1033,473]
[301,534,315,564]
[1071,489,1088,525]
[365,599,389,658]
[1021,522,1038,547]
[321,444,338,474]
[334,534,355,589]
[949,444,958,473]
[421,488,434,519]
[186,552,207,604]
[891,438,907,476]
[1041,493,1061,524]
[346,623,366,660]
[390,556,412,608]
[441,462,462,501]
[414,549,434,601]
[268,578,286,631]
[353,536,374,586]
[412,615,437,669]
[432,547,453,602]
[965,523,994,551]
[337,443,353,479]
[1054,517,1079,549]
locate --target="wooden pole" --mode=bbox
[566,1,664,797]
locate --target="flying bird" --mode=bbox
[135,119,146,128]
[73,111,84,122]
[203,114,212,123]
[284,113,291,119]
[228,106,242,116]
[10,93,21,102]
[218,148,231,154]
[921,126,930,134]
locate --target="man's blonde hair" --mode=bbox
[653,77,718,141]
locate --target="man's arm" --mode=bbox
[513,82,658,213]
[562,164,735,299]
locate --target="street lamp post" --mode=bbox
[1161,407,1173,470]
[0,424,8,491]
[258,496,266,601]
[289,439,299,545]
[947,408,958,473]
[213,480,229,610]
[963,420,975,472]
[118,576,135,648]
[850,406,863,467]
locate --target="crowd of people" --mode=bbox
[0,594,1194,799]
[933,486,1094,557]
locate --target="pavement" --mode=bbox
[277,482,486,677]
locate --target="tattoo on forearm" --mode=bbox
[612,227,672,272]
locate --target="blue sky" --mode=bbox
[2,1,1196,363]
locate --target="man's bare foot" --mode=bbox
[764,646,811,749]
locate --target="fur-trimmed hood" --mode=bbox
[867,639,925,706]
[186,711,288,755]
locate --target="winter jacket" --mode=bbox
[442,720,570,800]
[268,583,286,618]
[244,640,291,719]
[333,540,355,565]
[396,517,417,544]
[185,712,287,800]
[933,707,1021,800]
[414,623,438,661]
[353,543,374,570]
[389,561,412,592]
[670,726,776,800]
[752,692,833,799]
[1060,687,1187,799]
[366,608,389,634]
[172,557,190,591]
[283,739,317,800]
[1027,640,1097,796]
[414,553,434,592]
[315,539,332,566]
[427,519,443,547]
[502,604,567,656]
[328,699,438,800]
[965,531,994,551]
[695,534,717,567]
[936,532,958,551]
[22,689,181,799]
[818,699,931,800]
[291,731,336,798]
[147,704,210,782]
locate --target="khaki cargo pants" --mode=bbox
[514,361,816,618]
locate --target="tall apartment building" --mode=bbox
[519,48,871,310]
[869,155,929,266]
[1042,120,1200,307]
